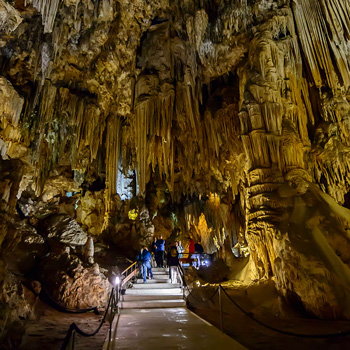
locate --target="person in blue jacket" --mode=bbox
[155,235,165,268]
[136,248,144,277]
[142,247,153,283]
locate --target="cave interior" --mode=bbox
[1,0,350,349]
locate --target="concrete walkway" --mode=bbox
[104,307,246,350]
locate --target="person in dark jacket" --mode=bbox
[142,247,153,283]
[151,237,157,267]
[155,235,165,268]
[167,244,179,283]
[194,241,204,268]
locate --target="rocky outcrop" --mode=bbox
[39,255,111,309]
[0,1,22,35]
[0,266,36,349]
[40,214,88,246]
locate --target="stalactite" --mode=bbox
[105,114,121,212]
[31,81,106,193]
[31,0,61,33]
[0,77,24,127]
[292,0,350,93]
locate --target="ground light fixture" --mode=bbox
[114,276,121,313]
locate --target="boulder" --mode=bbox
[40,214,88,246]
[39,254,111,309]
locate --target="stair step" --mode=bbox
[152,268,169,273]
[134,273,169,279]
[132,283,180,289]
[136,279,171,284]
[124,288,182,295]
[152,275,170,280]
[121,294,183,301]
[119,299,186,309]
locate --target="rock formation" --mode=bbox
[1,0,350,344]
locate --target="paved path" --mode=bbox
[104,307,246,350]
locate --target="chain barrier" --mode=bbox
[60,287,118,350]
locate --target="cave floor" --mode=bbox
[19,299,110,350]
[189,287,350,350]
[17,297,350,350]
[106,307,246,349]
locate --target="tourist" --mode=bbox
[188,238,195,266]
[194,241,204,268]
[137,247,144,277]
[176,241,184,258]
[167,244,179,283]
[142,247,153,283]
[155,235,165,267]
[151,237,157,267]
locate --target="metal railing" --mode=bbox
[178,252,212,268]
[120,261,139,286]
[60,259,142,350]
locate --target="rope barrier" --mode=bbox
[61,287,118,350]
[178,265,350,339]
[219,285,350,339]
[41,283,100,314]
[185,285,219,303]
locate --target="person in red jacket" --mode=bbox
[188,238,195,254]
[188,238,195,265]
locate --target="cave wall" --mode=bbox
[1,0,350,320]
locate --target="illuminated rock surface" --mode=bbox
[1,0,350,348]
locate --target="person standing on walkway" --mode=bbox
[142,247,153,283]
[151,237,157,267]
[176,241,184,258]
[194,241,204,268]
[167,244,179,283]
[137,247,144,278]
[156,235,165,268]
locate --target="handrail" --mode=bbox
[121,261,137,275]
[177,263,187,287]
[121,261,139,286]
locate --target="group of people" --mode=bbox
[188,238,204,268]
[137,238,186,283]
[137,237,205,283]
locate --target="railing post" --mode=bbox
[116,284,120,315]
[67,329,76,350]
[218,285,224,333]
